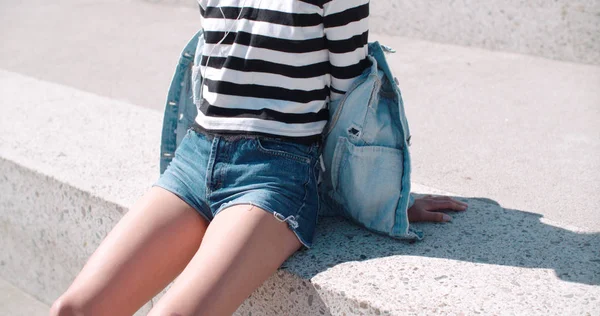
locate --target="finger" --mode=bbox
[449,197,469,208]
[425,200,467,212]
[425,195,468,208]
[433,196,467,206]
[416,210,452,223]
[433,196,468,208]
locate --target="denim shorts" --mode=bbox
[153,127,322,249]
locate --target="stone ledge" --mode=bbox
[141,0,600,65]
[0,278,49,316]
[1,69,598,315]
[369,0,600,65]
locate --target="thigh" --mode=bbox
[149,204,302,316]
[51,187,210,316]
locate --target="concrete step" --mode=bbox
[0,278,49,316]
[369,0,600,65]
[1,0,599,312]
[1,0,598,234]
[1,0,596,121]
[1,62,599,315]
[136,0,600,65]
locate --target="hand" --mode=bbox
[407,195,468,223]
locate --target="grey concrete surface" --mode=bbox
[1,0,597,232]
[1,70,599,315]
[373,33,600,232]
[369,0,600,65]
[137,0,600,64]
[0,278,49,316]
[0,70,329,315]
[1,0,600,315]
[0,0,200,111]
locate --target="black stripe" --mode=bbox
[330,86,345,95]
[296,0,324,8]
[200,100,329,124]
[204,78,329,104]
[324,3,369,28]
[205,31,326,54]
[201,6,322,27]
[201,56,329,79]
[331,57,371,79]
[204,31,326,53]
[327,31,369,54]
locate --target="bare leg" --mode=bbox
[148,204,303,316]
[50,187,210,316]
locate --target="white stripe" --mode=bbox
[323,0,368,15]
[201,66,327,91]
[202,87,327,114]
[331,77,356,93]
[324,19,368,41]
[202,44,328,67]
[201,0,320,15]
[203,18,323,41]
[330,91,345,101]
[195,110,327,137]
[329,44,368,67]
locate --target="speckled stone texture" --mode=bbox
[142,0,600,65]
[0,278,49,316]
[0,159,153,315]
[296,196,599,315]
[370,0,600,65]
[0,69,330,315]
[1,66,599,315]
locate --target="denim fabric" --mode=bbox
[319,42,422,240]
[155,128,321,249]
[159,31,202,174]
[159,31,421,241]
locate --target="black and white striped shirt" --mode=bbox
[196,0,370,141]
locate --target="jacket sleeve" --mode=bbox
[323,0,370,101]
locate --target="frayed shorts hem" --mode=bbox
[212,200,313,250]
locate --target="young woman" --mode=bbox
[50,1,467,315]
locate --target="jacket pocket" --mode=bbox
[331,137,404,234]
[191,64,202,106]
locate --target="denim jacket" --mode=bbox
[159,30,422,241]
[159,31,202,173]
[319,43,422,240]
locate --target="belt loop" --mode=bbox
[190,122,211,140]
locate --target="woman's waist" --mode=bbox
[190,120,323,146]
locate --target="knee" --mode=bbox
[49,295,85,316]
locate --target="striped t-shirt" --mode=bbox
[196,0,370,141]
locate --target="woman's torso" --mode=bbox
[195,0,370,141]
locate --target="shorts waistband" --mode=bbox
[190,121,323,146]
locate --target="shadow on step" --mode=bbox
[284,196,599,286]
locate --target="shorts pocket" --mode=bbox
[256,137,312,164]
[331,137,404,232]
[174,129,196,157]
